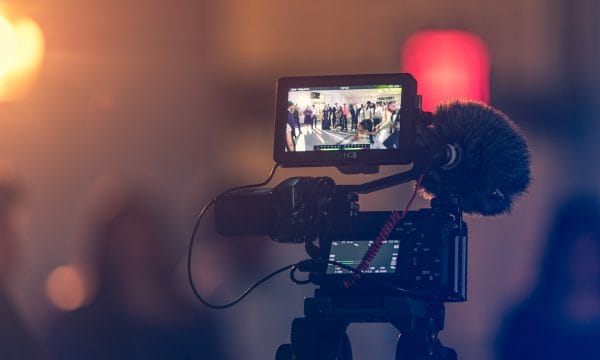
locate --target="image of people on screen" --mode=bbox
[285,86,402,152]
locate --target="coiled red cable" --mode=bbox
[343,174,424,288]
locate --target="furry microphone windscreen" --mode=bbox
[417,100,531,216]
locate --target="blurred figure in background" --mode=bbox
[496,193,600,359]
[292,105,302,135]
[322,105,331,130]
[47,180,225,360]
[353,120,373,144]
[341,103,349,130]
[0,171,41,359]
[349,104,358,131]
[303,105,313,134]
[311,105,318,130]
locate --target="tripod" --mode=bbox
[275,291,457,360]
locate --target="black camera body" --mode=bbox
[215,176,467,303]
[215,177,336,243]
[315,208,467,303]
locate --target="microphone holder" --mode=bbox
[336,148,431,195]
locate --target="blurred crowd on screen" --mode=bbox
[286,100,400,152]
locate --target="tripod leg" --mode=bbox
[290,317,352,360]
[395,332,457,360]
[436,343,457,360]
[336,332,352,360]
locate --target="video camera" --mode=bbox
[203,73,530,359]
[216,73,465,302]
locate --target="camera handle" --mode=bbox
[275,294,457,360]
[336,147,431,195]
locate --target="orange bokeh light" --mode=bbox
[0,13,44,102]
[46,265,88,311]
[0,14,17,78]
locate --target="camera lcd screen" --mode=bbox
[286,85,402,152]
[274,74,417,167]
[327,240,400,275]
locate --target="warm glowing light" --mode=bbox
[10,19,44,76]
[402,30,490,112]
[0,15,17,78]
[46,265,88,311]
[0,13,44,102]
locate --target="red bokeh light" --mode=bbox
[402,30,490,112]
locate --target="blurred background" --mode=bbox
[0,0,599,359]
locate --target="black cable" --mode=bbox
[290,264,312,285]
[219,163,280,195]
[187,163,280,309]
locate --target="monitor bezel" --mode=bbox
[274,73,417,167]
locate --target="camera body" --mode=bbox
[315,208,467,303]
[215,176,468,303]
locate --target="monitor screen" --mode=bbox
[285,85,402,152]
[274,73,416,167]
